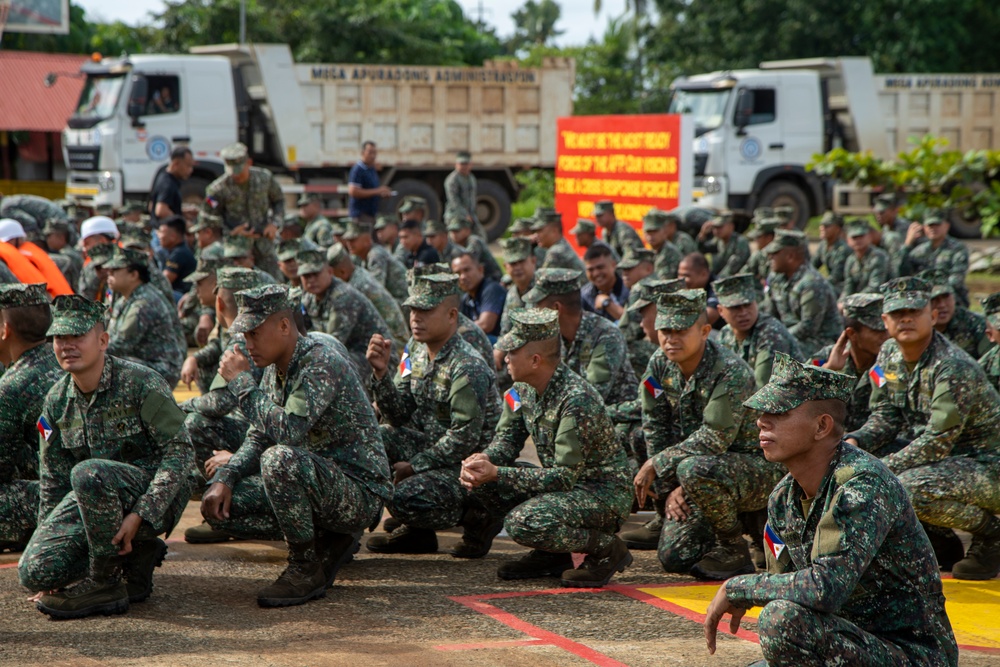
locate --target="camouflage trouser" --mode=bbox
[0,479,39,543]
[195,359,217,395]
[658,453,783,573]
[19,460,184,592]
[472,481,631,555]
[208,445,381,545]
[756,599,956,666]
[897,457,1000,533]
[252,237,279,279]
[380,426,467,530]
[185,413,249,480]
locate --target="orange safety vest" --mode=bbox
[0,241,47,286]
[19,241,73,296]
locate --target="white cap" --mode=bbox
[0,218,26,242]
[80,216,120,240]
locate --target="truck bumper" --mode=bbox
[693,175,728,210]
[65,170,123,208]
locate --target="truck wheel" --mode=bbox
[476,179,512,242]
[181,177,210,207]
[383,179,441,222]
[758,181,810,229]
[948,212,982,239]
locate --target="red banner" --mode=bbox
[555,114,691,249]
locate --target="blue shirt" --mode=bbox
[460,277,506,340]
[348,160,381,218]
[580,273,629,322]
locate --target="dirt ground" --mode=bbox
[1,505,998,667]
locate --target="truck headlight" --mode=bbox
[704,176,722,194]
[98,172,115,191]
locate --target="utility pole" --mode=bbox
[239,0,246,45]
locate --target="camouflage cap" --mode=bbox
[277,238,305,262]
[223,234,253,258]
[190,211,223,233]
[95,203,115,217]
[230,284,295,334]
[744,352,854,413]
[592,200,614,215]
[715,273,758,308]
[495,307,559,352]
[446,214,472,232]
[326,242,351,266]
[47,294,106,337]
[510,217,536,234]
[122,200,146,215]
[374,214,398,230]
[627,277,685,312]
[424,219,447,236]
[845,219,873,237]
[752,206,774,222]
[119,226,151,250]
[523,268,583,303]
[279,213,304,230]
[0,282,49,309]
[42,217,71,236]
[529,209,561,232]
[501,237,533,264]
[981,291,1000,329]
[710,212,734,227]
[841,292,886,331]
[297,192,319,207]
[86,242,116,267]
[534,206,557,219]
[880,276,931,313]
[331,218,349,237]
[641,208,667,231]
[456,150,472,164]
[819,211,844,227]
[773,206,795,222]
[655,289,707,330]
[570,218,597,235]
[187,255,227,283]
[407,262,452,285]
[398,197,427,215]
[403,273,462,310]
[216,266,275,293]
[922,211,946,226]
[618,247,655,270]
[747,218,782,240]
[873,193,897,212]
[763,229,807,254]
[296,248,328,276]
[221,142,249,174]
[103,246,149,270]
[917,269,954,299]
[341,220,373,240]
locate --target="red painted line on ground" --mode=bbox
[435,638,549,651]
[958,644,1000,655]
[0,562,18,570]
[449,593,629,667]
[456,586,614,602]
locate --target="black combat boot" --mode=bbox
[560,535,633,588]
[449,505,504,559]
[690,525,756,581]
[315,530,360,588]
[124,537,168,603]
[257,541,328,607]
[497,550,574,580]
[619,495,666,550]
[952,516,1000,581]
[921,522,965,572]
[37,556,129,619]
[184,521,243,544]
[365,525,438,554]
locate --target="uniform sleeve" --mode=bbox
[641,354,674,462]
[496,407,587,495]
[37,411,75,523]
[787,285,825,339]
[946,245,969,292]
[268,175,284,219]
[720,238,750,278]
[409,370,492,472]
[726,471,899,612]
[753,348,775,390]
[863,251,890,292]
[482,400,529,466]
[107,302,141,359]
[846,350,905,453]
[130,389,194,527]
[587,329,626,403]
[370,360,418,426]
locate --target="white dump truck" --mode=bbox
[60,43,575,239]
[669,57,1000,236]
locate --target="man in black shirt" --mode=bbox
[396,219,440,269]
[156,215,197,300]
[149,147,195,223]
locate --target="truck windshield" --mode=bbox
[668,88,731,136]
[70,74,126,127]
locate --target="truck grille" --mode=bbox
[67,147,100,171]
[694,153,708,177]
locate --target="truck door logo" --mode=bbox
[739,137,761,161]
[146,136,171,161]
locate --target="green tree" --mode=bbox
[507,0,564,55]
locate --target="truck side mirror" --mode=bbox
[734,88,753,135]
[128,75,148,127]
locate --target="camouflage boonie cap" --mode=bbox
[0,282,49,309]
[398,196,427,214]
[190,211,223,233]
[424,219,447,236]
[103,246,148,270]
[752,206,774,222]
[223,235,253,258]
[715,274,757,308]
[86,242,115,267]
[627,278,685,311]
[230,284,294,334]
[819,211,844,227]
[342,220,373,240]
[495,308,559,352]
[917,269,954,299]
[188,256,226,284]
[277,238,305,262]
[981,291,1000,329]
[841,293,886,331]
[42,217,71,236]
[773,206,794,222]
[221,142,249,174]
[922,211,945,226]
[501,237,533,264]
[845,219,873,237]
[47,294,106,337]
[216,266,274,293]
[446,214,472,232]
[748,218,782,239]
[655,289,707,330]
[570,218,597,235]
[764,229,807,254]
[873,193,897,212]
[326,242,351,266]
[618,247,655,270]
[744,352,854,413]
[374,214,397,230]
[592,200,614,215]
[523,268,583,304]
[296,249,328,276]
[510,217,535,234]
[403,273,461,310]
[880,276,931,313]
[642,208,667,231]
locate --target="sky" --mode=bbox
[73,0,628,47]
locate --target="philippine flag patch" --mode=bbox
[37,416,53,442]
[869,364,887,388]
[399,351,411,378]
[763,523,786,560]
[643,375,664,398]
[505,388,522,412]
[205,195,219,209]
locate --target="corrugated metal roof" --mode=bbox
[0,51,88,132]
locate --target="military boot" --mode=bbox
[124,537,168,603]
[316,530,360,588]
[257,542,328,607]
[741,509,769,570]
[922,522,965,572]
[561,536,633,588]
[37,557,129,619]
[449,505,504,559]
[620,494,667,550]
[365,525,438,554]
[184,521,243,544]
[690,528,756,581]
[497,550,574,580]
[953,517,1000,581]
[382,516,403,533]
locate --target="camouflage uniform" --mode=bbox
[809,348,873,434]
[940,306,990,360]
[360,242,410,305]
[812,234,851,295]
[207,286,392,546]
[841,245,891,298]
[979,293,1000,392]
[671,229,698,258]
[474,311,632,558]
[459,231,503,284]
[642,290,781,572]
[640,209,681,279]
[901,230,970,307]
[878,226,906,279]
[78,244,115,302]
[540,237,586,273]
[717,303,804,392]
[179,250,224,354]
[700,228,751,278]
[303,215,336,249]
[1,194,66,236]
[332,243,409,356]
[43,219,83,289]
[618,278,684,378]
[20,341,194,591]
[444,165,486,240]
